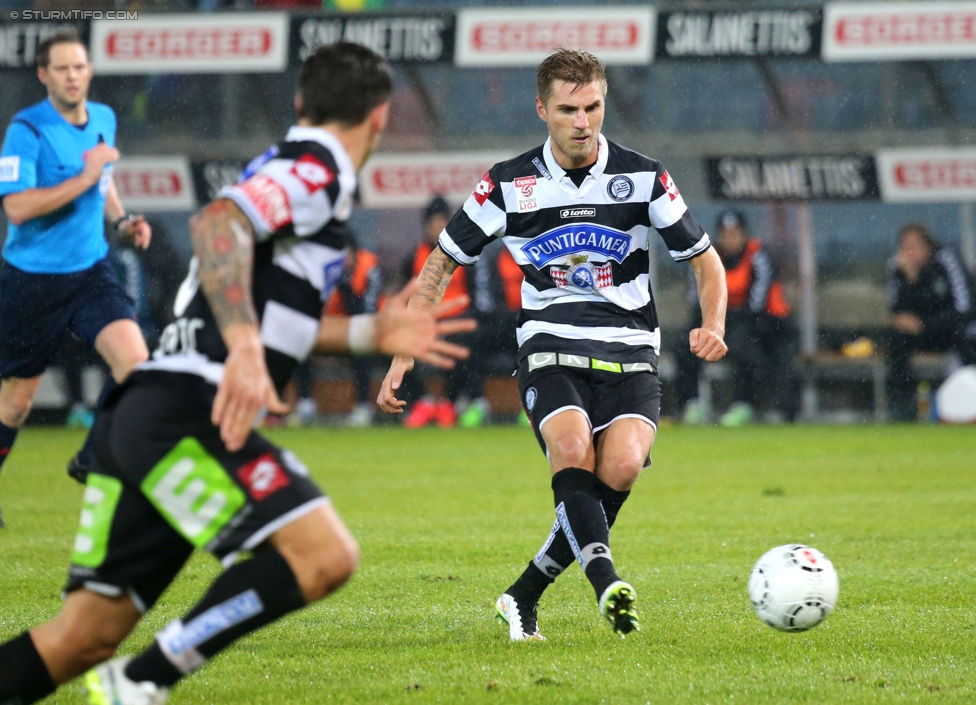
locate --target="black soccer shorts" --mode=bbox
[65,370,327,611]
[517,353,662,465]
[0,258,136,379]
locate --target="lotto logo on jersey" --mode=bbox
[237,454,290,501]
[290,154,333,194]
[472,172,496,206]
[659,170,680,201]
[239,175,292,232]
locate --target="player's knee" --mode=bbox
[289,535,360,603]
[47,614,125,669]
[598,454,643,490]
[0,392,33,427]
[111,348,149,382]
[549,433,591,468]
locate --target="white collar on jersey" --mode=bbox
[284,125,356,181]
[541,133,609,185]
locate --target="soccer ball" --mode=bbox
[747,544,839,632]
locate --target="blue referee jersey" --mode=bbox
[0,97,116,274]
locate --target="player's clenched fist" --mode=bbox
[690,327,727,362]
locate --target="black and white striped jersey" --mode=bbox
[438,134,710,367]
[143,127,357,391]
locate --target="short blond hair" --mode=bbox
[536,48,607,106]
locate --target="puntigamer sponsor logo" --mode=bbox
[520,224,630,268]
[560,208,596,218]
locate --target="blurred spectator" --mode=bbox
[398,196,478,428]
[55,334,101,430]
[676,210,798,425]
[325,234,384,427]
[885,223,976,421]
[459,243,523,426]
[108,217,183,350]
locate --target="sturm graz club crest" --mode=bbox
[607,174,634,202]
[525,387,538,413]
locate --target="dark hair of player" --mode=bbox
[898,222,938,252]
[536,48,607,106]
[297,42,393,127]
[37,29,86,68]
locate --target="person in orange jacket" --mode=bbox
[399,196,480,428]
[676,210,798,425]
[325,236,385,427]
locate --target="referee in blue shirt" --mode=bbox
[0,30,151,526]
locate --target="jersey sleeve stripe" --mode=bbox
[219,188,274,239]
[438,230,478,266]
[669,233,711,262]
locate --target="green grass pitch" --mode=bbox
[2,424,975,703]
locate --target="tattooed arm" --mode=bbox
[189,199,286,451]
[376,246,461,414]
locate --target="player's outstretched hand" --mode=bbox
[377,355,414,415]
[120,215,152,250]
[690,327,728,362]
[212,334,289,451]
[375,279,476,368]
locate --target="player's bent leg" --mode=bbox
[94,319,149,384]
[539,408,595,475]
[0,589,141,704]
[269,502,360,603]
[0,376,44,526]
[32,589,141,682]
[496,411,599,641]
[68,320,150,484]
[0,375,43,429]
[594,417,656,492]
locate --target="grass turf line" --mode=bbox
[0,425,974,703]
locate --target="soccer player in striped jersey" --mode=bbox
[0,43,473,705]
[379,48,728,639]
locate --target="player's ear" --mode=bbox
[535,97,547,123]
[37,66,48,87]
[370,102,390,133]
[294,92,303,117]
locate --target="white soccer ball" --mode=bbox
[747,544,839,632]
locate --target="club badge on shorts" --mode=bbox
[525,387,538,413]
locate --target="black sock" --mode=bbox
[0,420,19,473]
[73,376,118,469]
[506,558,556,605]
[0,631,57,704]
[594,477,631,529]
[551,467,620,600]
[509,477,633,604]
[125,549,306,688]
